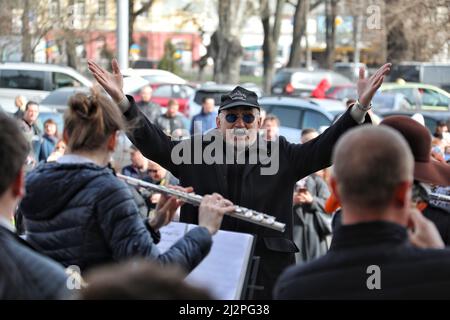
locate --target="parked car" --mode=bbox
[271,68,352,96]
[122,68,186,84]
[371,92,413,112]
[188,83,263,119]
[130,59,159,69]
[259,96,346,143]
[325,84,357,101]
[388,62,450,92]
[334,62,367,82]
[377,110,450,134]
[240,61,263,77]
[39,87,90,113]
[0,62,92,113]
[380,83,450,111]
[39,76,151,112]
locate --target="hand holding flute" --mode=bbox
[149,185,236,235]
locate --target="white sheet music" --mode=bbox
[157,222,255,300]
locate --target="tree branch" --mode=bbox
[311,0,324,11]
[133,0,154,17]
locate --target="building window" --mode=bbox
[74,0,85,16]
[97,0,106,17]
[49,0,60,16]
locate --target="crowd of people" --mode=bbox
[1,59,449,300]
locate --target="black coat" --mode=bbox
[332,204,450,246]
[0,225,69,299]
[124,96,369,298]
[18,161,212,272]
[274,221,450,299]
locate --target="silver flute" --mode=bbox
[429,193,450,203]
[117,173,286,232]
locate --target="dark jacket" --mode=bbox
[0,225,69,299]
[38,134,58,162]
[293,174,331,264]
[155,113,186,136]
[123,96,369,298]
[332,204,450,246]
[136,100,162,123]
[18,161,212,273]
[274,221,450,299]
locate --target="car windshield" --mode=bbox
[372,93,396,110]
[325,86,357,100]
[194,90,230,105]
[389,65,420,82]
[273,71,292,83]
[41,89,89,106]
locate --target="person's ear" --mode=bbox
[107,132,118,151]
[12,168,26,199]
[392,181,412,208]
[257,114,262,128]
[216,114,221,128]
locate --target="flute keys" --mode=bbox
[252,214,264,222]
[243,210,253,218]
[264,218,275,225]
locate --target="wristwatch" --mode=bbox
[355,99,372,112]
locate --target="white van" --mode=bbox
[0,62,92,113]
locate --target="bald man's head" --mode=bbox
[332,125,414,212]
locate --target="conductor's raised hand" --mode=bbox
[357,63,391,108]
[199,193,235,235]
[87,59,124,103]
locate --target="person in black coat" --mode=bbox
[0,112,69,299]
[18,90,235,273]
[88,59,391,299]
[274,125,450,299]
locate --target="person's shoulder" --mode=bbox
[121,165,135,174]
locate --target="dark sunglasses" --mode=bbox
[225,113,256,124]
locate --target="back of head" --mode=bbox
[332,125,413,211]
[0,113,30,196]
[64,89,125,152]
[79,259,212,300]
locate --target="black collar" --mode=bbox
[330,221,409,251]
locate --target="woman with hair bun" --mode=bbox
[18,89,235,273]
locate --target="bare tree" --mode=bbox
[261,0,285,92]
[384,0,449,62]
[20,0,56,62]
[129,0,155,50]
[209,0,258,84]
[324,0,338,69]
[286,0,324,68]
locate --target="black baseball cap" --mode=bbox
[219,86,260,112]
